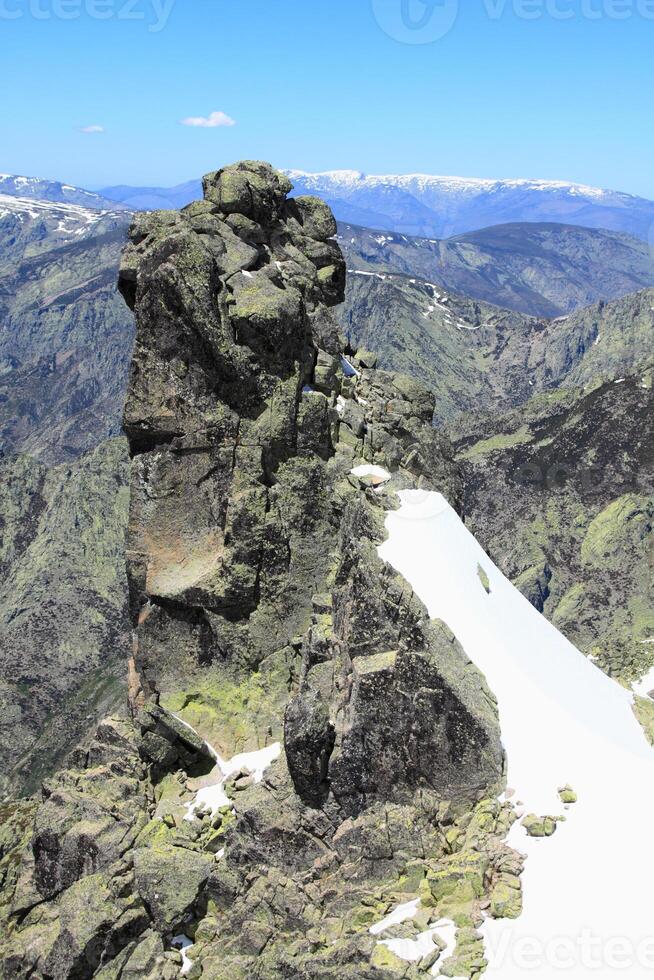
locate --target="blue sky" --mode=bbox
[1,0,654,196]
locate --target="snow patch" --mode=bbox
[351,464,391,485]
[171,935,195,975]
[0,193,117,233]
[376,915,457,976]
[633,662,654,698]
[341,356,360,378]
[347,268,388,282]
[174,714,280,822]
[369,898,420,935]
[184,741,281,821]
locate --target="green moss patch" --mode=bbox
[160,648,297,759]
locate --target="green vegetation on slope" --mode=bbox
[340,271,654,429]
[339,220,654,317]
[455,369,654,684]
[0,438,131,797]
[0,202,134,464]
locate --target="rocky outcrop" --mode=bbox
[1,163,506,978]
[116,158,495,809]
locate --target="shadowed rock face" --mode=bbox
[1,163,505,979]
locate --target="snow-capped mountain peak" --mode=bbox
[285,169,654,240]
[285,168,629,199]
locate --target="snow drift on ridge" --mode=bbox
[378,489,654,979]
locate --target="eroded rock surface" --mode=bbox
[1,162,509,979]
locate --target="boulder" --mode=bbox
[133,844,213,933]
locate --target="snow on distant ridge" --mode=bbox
[0,173,126,210]
[0,193,126,240]
[0,193,116,219]
[286,169,654,240]
[285,168,637,203]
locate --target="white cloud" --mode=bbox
[180,110,236,129]
[78,125,105,134]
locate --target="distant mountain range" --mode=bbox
[2,193,653,470]
[341,220,654,317]
[98,179,200,211]
[4,168,654,242]
[344,269,654,422]
[287,170,654,241]
[94,170,654,241]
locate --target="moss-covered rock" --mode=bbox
[133,844,213,933]
[489,873,523,919]
[522,814,561,838]
[558,785,578,804]
[454,369,654,686]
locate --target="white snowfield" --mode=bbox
[377,489,654,979]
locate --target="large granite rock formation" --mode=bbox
[0,163,508,979]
